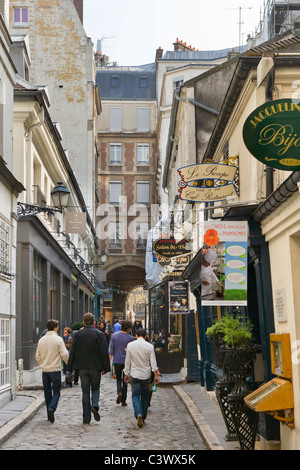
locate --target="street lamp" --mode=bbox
[17,181,70,218]
[99,250,108,265]
[51,181,70,210]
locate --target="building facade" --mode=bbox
[163,28,300,449]
[96,64,157,320]
[9,0,100,228]
[0,0,25,408]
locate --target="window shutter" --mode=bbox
[137,182,149,204]
[110,107,122,132]
[137,107,150,132]
[109,181,122,204]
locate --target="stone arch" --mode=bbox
[105,264,146,321]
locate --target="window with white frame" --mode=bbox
[109,221,122,248]
[33,252,45,344]
[0,218,9,277]
[110,107,122,132]
[136,222,148,249]
[13,7,29,26]
[137,107,150,132]
[109,181,122,205]
[0,318,10,389]
[137,143,149,165]
[137,181,150,205]
[109,143,122,164]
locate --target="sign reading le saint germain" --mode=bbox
[243,98,300,171]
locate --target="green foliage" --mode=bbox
[206,313,253,348]
[71,322,83,331]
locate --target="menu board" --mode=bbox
[168,281,190,314]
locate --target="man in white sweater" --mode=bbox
[124,328,159,427]
[35,319,69,423]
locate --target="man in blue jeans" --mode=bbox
[124,328,160,427]
[67,313,110,424]
[109,319,136,406]
[35,319,69,423]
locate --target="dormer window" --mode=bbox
[13,7,29,26]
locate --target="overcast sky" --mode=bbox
[83,0,265,66]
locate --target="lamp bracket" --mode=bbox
[17,202,62,218]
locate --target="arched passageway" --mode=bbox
[105,265,146,322]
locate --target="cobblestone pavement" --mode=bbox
[1,374,207,451]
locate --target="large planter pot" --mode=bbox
[215,346,237,441]
[221,345,260,451]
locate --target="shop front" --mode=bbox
[149,280,188,374]
[16,216,96,380]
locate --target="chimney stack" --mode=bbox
[155,47,163,62]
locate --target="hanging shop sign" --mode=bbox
[65,212,87,234]
[168,281,190,314]
[153,237,192,259]
[200,221,248,306]
[243,98,300,171]
[178,162,238,203]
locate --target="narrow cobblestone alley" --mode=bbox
[1,374,206,451]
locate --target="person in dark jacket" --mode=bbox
[67,313,110,424]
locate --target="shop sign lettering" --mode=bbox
[243,98,300,170]
[178,162,238,202]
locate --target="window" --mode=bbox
[50,266,59,321]
[111,75,120,87]
[109,143,122,164]
[137,107,150,132]
[137,181,150,205]
[0,318,10,389]
[62,277,70,330]
[33,252,45,344]
[137,143,149,165]
[109,222,122,248]
[110,107,122,132]
[173,77,184,90]
[136,222,148,249]
[139,76,148,88]
[0,218,9,277]
[109,181,122,205]
[13,7,29,26]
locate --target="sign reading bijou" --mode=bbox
[243,98,300,171]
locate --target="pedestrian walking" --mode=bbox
[63,327,73,387]
[109,319,136,406]
[113,319,121,333]
[131,319,143,336]
[35,319,69,423]
[67,313,111,424]
[124,328,160,428]
[97,321,110,347]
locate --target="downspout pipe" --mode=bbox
[265,67,275,196]
[174,90,219,116]
[26,107,44,138]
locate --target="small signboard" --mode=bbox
[153,237,192,259]
[178,162,238,203]
[168,281,190,314]
[65,212,87,234]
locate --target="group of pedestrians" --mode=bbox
[35,314,159,428]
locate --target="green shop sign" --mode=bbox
[243,99,300,171]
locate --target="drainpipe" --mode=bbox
[26,107,45,204]
[174,89,219,116]
[265,68,275,196]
